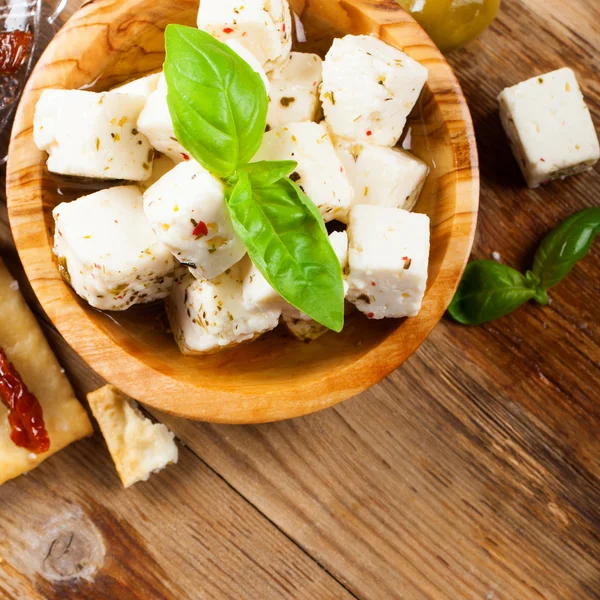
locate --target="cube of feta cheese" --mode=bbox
[267,52,323,129]
[197,0,292,71]
[112,73,161,100]
[167,262,281,355]
[139,153,176,192]
[334,137,429,211]
[347,205,430,319]
[244,231,349,313]
[34,89,154,181]
[53,186,177,310]
[498,68,600,187]
[143,160,246,280]
[281,314,329,342]
[252,122,354,222]
[321,35,428,147]
[137,74,188,164]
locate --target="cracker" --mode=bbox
[87,385,178,488]
[0,259,93,485]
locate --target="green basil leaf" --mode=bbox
[164,25,268,177]
[227,172,345,332]
[288,180,328,235]
[532,207,600,290]
[238,160,298,188]
[448,260,537,325]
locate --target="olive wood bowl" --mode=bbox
[7,0,479,423]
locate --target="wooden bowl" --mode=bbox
[7,0,479,423]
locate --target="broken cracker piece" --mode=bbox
[87,385,178,488]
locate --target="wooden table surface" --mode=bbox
[1,0,599,598]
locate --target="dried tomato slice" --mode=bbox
[0,347,50,454]
[0,30,33,76]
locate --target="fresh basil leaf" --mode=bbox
[448,260,537,325]
[288,180,328,235]
[164,25,268,177]
[227,172,345,332]
[532,207,600,290]
[238,161,298,188]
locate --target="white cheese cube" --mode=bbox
[281,314,328,342]
[137,75,188,163]
[267,52,322,129]
[347,205,429,319]
[143,160,246,280]
[197,0,292,72]
[34,89,154,181]
[225,39,269,91]
[167,262,281,355]
[243,231,348,313]
[334,137,429,211]
[321,35,428,147]
[252,122,354,222]
[112,73,161,100]
[139,153,176,192]
[53,186,177,311]
[498,68,600,188]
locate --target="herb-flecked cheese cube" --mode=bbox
[139,153,176,192]
[267,52,322,129]
[137,74,188,164]
[252,122,354,222]
[334,137,429,211]
[53,186,177,311]
[113,73,161,100]
[34,89,154,181]
[498,68,600,188]
[347,205,429,319]
[321,35,428,147]
[197,0,292,72]
[167,262,281,356]
[143,160,247,280]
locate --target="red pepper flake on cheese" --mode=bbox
[181,152,190,161]
[223,27,234,34]
[192,220,209,237]
[366,130,372,137]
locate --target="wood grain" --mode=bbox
[5,0,479,423]
[1,0,599,599]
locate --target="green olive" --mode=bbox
[397,0,501,53]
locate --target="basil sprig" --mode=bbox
[164,25,345,331]
[449,208,600,325]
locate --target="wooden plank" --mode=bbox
[0,432,354,599]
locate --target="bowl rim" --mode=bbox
[6,0,479,423]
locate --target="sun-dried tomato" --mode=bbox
[0,347,50,454]
[0,30,33,76]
